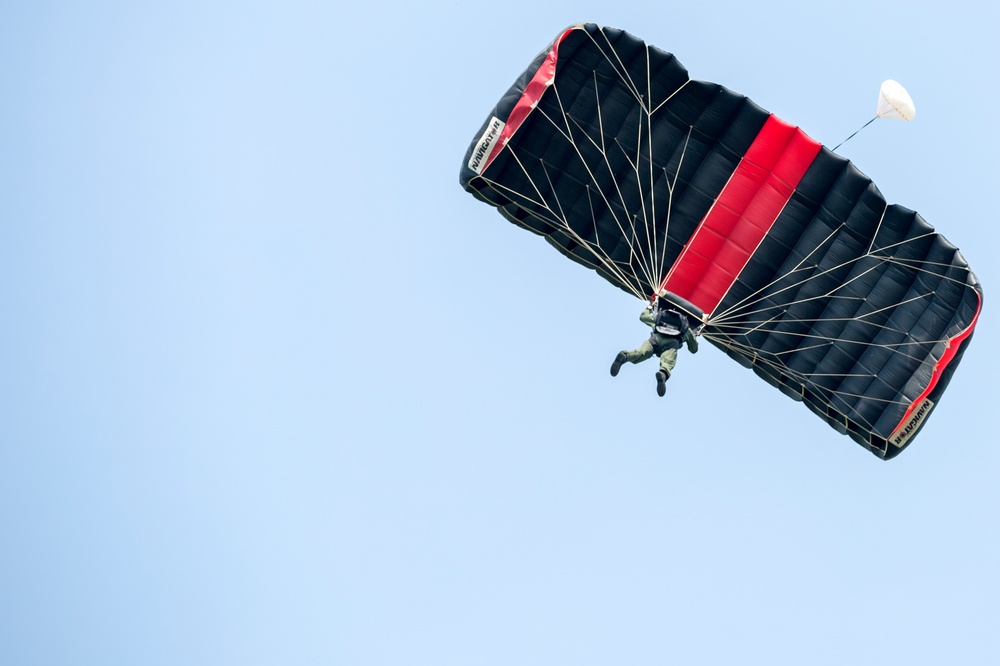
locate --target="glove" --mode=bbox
[686,330,699,353]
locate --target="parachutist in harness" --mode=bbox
[610,290,701,396]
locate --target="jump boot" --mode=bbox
[610,352,627,377]
[655,370,669,397]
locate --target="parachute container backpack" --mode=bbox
[460,23,982,459]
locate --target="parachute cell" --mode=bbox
[460,24,981,459]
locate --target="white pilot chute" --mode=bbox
[833,79,916,150]
[876,79,916,120]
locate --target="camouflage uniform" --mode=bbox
[611,301,699,395]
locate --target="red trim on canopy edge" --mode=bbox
[890,290,982,442]
[479,26,581,175]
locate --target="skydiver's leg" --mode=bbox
[610,340,654,376]
[658,348,678,376]
[627,340,655,362]
[655,347,678,397]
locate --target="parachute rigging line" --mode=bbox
[833,116,877,151]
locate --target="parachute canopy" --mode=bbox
[877,79,916,120]
[460,24,982,459]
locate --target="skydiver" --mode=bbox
[609,289,700,396]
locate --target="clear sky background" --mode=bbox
[2,1,998,664]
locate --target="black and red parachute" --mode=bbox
[460,23,982,459]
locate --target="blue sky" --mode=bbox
[2,1,998,664]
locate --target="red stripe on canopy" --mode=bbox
[659,115,822,315]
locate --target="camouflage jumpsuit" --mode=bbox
[619,305,699,377]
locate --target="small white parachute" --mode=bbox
[877,79,916,120]
[834,79,916,150]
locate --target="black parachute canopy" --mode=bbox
[460,23,982,459]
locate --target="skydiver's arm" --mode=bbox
[684,328,699,353]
